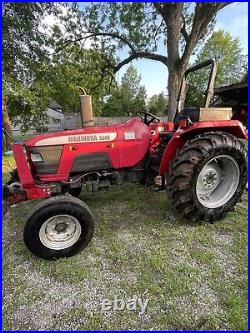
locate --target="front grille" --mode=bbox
[27,145,63,174]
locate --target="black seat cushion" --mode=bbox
[174,107,201,127]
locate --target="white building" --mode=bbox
[11,102,65,135]
[46,102,65,131]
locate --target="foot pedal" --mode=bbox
[154,175,166,191]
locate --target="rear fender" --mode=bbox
[159,120,247,175]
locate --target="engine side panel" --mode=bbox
[116,118,151,167]
[71,153,112,173]
[27,146,63,174]
[37,140,118,181]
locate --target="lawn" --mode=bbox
[2,156,248,330]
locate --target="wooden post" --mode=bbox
[2,97,14,150]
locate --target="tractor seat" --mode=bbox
[174,106,232,128]
[174,107,201,127]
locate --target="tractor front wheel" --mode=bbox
[23,196,94,259]
[167,132,247,221]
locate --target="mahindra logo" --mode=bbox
[68,133,115,142]
[68,135,100,142]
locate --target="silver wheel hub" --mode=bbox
[196,155,240,209]
[39,215,81,250]
[201,166,220,191]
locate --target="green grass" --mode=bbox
[2,156,248,330]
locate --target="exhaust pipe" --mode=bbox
[78,87,94,127]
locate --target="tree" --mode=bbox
[242,72,248,83]
[147,92,168,116]
[48,45,112,116]
[186,30,247,106]
[58,2,233,120]
[102,65,146,116]
[2,98,13,150]
[2,2,63,131]
[2,3,111,131]
[3,2,54,83]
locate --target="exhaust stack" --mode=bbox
[79,87,94,127]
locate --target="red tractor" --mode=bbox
[3,60,247,259]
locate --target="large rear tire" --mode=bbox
[167,131,247,221]
[23,196,94,259]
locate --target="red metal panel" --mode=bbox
[159,120,247,175]
[159,133,185,175]
[12,144,51,200]
[116,118,151,167]
[12,144,34,188]
[35,118,151,182]
[25,124,119,147]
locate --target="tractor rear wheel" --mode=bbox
[167,131,247,221]
[23,196,94,259]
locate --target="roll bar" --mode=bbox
[176,59,217,114]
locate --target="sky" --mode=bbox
[116,2,248,98]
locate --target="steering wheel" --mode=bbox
[137,111,160,125]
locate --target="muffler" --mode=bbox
[78,87,94,127]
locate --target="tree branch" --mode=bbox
[89,50,168,93]
[153,19,164,48]
[114,51,168,73]
[153,3,165,16]
[180,2,234,68]
[89,67,117,94]
[57,31,136,53]
[216,2,234,10]
[57,24,168,94]
[180,14,189,43]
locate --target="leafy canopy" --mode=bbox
[59,2,232,120]
[2,2,63,129]
[2,2,112,129]
[102,65,146,117]
[147,93,168,116]
[49,44,112,116]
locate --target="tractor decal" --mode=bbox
[124,131,135,140]
[34,132,117,146]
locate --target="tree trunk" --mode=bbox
[164,3,184,121]
[167,67,183,121]
[2,98,14,151]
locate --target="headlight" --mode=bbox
[31,153,43,162]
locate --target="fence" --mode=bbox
[11,115,169,135]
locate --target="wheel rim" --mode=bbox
[39,215,81,250]
[196,155,240,209]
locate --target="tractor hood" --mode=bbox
[25,124,118,147]
[23,117,152,179]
